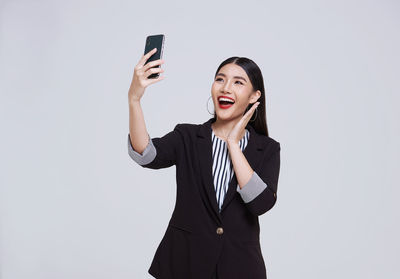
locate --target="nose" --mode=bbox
[222,80,233,93]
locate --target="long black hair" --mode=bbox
[213,57,269,137]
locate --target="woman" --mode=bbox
[127,48,281,279]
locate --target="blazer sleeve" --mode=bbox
[127,124,183,169]
[236,142,281,216]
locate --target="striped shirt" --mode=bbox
[211,127,250,212]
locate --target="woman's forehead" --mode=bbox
[217,64,248,81]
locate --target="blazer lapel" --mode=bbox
[196,117,266,221]
[197,117,222,223]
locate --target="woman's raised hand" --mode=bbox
[128,48,165,103]
[227,102,260,146]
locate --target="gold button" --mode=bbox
[273,192,276,198]
[216,227,224,235]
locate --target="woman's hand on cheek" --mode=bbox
[227,102,260,145]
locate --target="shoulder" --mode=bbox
[256,132,281,153]
[267,136,281,150]
[171,123,202,142]
[174,122,203,134]
[175,122,197,129]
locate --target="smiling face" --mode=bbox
[211,63,261,121]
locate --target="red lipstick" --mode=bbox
[217,96,235,109]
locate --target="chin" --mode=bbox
[215,111,236,121]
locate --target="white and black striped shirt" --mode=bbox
[211,128,250,212]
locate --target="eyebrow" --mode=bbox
[216,73,247,83]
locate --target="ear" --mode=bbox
[249,90,262,104]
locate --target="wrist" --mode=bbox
[227,140,240,149]
[128,97,141,106]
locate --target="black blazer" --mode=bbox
[132,117,281,279]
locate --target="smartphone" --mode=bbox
[144,34,165,79]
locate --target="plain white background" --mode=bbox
[1,0,399,278]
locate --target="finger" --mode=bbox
[138,48,158,67]
[244,102,258,117]
[249,102,260,113]
[144,67,164,79]
[242,102,260,122]
[249,102,260,115]
[143,75,165,87]
[253,101,260,108]
[143,59,165,72]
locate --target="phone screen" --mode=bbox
[144,34,165,79]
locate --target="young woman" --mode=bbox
[127,48,281,279]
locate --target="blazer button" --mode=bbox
[216,227,224,235]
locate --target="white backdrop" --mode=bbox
[1,0,399,278]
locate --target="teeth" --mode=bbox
[219,97,235,103]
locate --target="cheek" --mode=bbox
[235,102,248,112]
[235,95,248,108]
[236,100,252,114]
[238,91,253,104]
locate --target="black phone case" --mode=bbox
[144,34,165,79]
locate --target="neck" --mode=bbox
[211,116,246,140]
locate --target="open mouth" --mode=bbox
[218,96,235,108]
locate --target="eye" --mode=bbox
[235,80,243,85]
[215,78,223,82]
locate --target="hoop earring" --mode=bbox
[206,96,214,115]
[248,106,258,122]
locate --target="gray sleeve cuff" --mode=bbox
[236,171,267,203]
[127,133,157,165]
